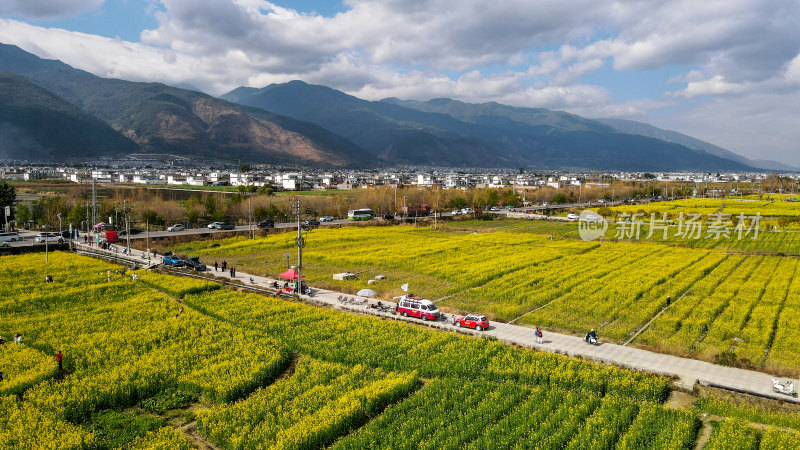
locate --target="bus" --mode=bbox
[347,209,374,221]
[0,231,19,243]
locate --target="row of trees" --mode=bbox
[7,178,771,231]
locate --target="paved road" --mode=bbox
[75,242,799,404]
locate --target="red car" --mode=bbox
[455,314,489,331]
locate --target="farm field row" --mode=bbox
[3,251,691,449]
[443,218,800,255]
[606,197,800,218]
[173,225,800,375]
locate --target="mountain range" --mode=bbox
[0,44,372,167]
[593,118,795,171]
[0,43,790,171]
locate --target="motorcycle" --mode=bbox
[584,333,599,345]
[772,379,798,397]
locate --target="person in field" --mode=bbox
[55,351,63,371]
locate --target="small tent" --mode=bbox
[279,268,305,280]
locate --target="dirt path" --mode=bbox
[180,421,220,450]
[694,419,714,450]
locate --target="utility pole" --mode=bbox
[92,179,97,226]
[248,195,253,239]
[146,218,150,256]
[124,199,130,254]
[294,198,305,294]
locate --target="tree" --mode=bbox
[253,206,268,221]
[0,181,15,220]
[267,204,280,219]
[204,195,217,215]
[643,173,656,180]
[141,210,163,226]
[449,197,467,209]
[15,204,30,225]
[550,193,568,204]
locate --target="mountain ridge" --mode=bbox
[223,81,756,171]
[0,44,373,167]
[0,71,140,160]
[594,118,796,171]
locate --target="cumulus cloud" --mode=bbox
[0,0,104,20]
[668,75,750,98]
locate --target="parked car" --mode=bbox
[118,228,141,236]
[319,216,335,222]
[207,222,224,229]
[34,233,64,244]
[303,219,320,228]
[451,209,462,215]
[184,256,206,271]
[162,255,184,267]
[382,213,394,220]
[454,314,490,331]
[461,207,474,214]
[395,295,441,321]
[490,206,501,211]
[566,213,579,220]
[257,219,275,229]
[167,224,184,232]
[217,222,235,230]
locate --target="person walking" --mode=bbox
[13,334,21,344]
[535,327,543,344]
[232,267,236,278]
[214,261,218,272]
[0,371,5,383]
[55,351,63,372]
[222,261,227,271]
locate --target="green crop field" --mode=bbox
[3,251,684,449]
[172,222,800,375]
[5,252,800,448]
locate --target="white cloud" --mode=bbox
[1,0,800,165]
[668,75,749,98]
[657,89,800,166]
[0,0,103,19]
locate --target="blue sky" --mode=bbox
[1,0,799,166]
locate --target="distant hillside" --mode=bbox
[0,71,139,160]
[0,44,372,167]
[224,81,512,166]
[224,81,757,170]
[595,118,796,171]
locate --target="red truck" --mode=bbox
[402,204,431,217]
[101,230,119,242]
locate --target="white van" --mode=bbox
[395,295,441,321]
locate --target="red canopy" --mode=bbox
[279,268,305,280]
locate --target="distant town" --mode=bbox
[2,162,795,192]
